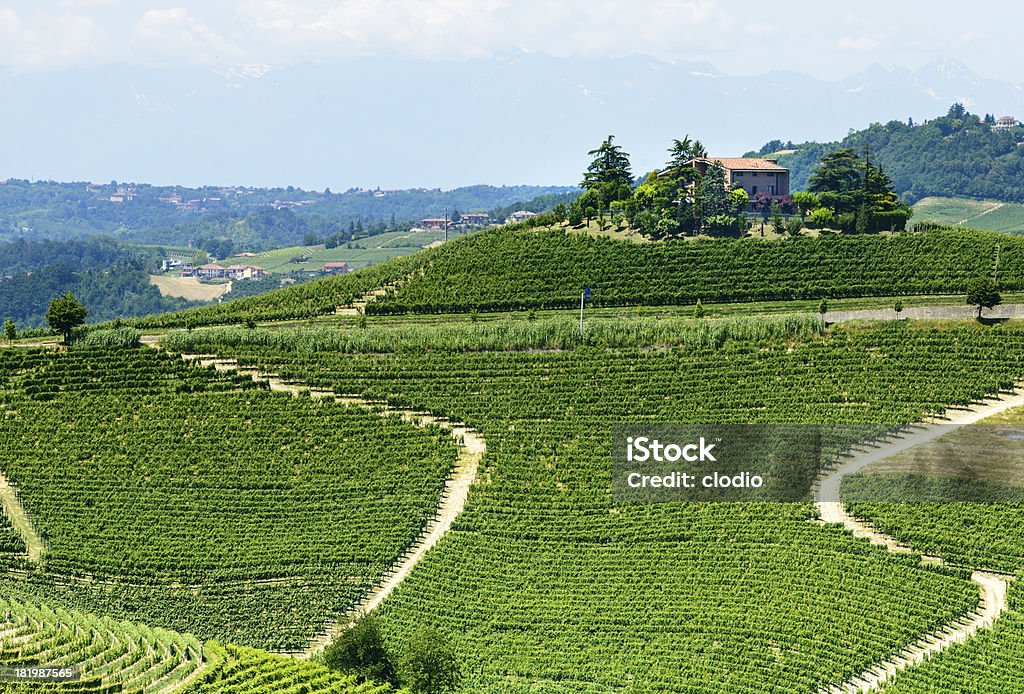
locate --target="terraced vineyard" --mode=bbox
[367,227,1020,314]
[185,321,1024,691]
[129,225,1022,329]
[0,585,388,693]
[0,348,458,650]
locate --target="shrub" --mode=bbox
[808,207,835,229]
[322,615,397,686]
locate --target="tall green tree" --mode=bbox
[46,292,89,344]
[582,136,633,210]
[3,318,15,345]
[807,148,863,214]
[697,162,730,224]
[966,277,1001,319]
[400,628,462,694]
[323,615,397,686]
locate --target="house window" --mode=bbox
[752,185,758,194]
[767,173,775,178]
[751,172,758,177]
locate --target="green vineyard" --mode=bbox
[0,586,387,693]
[7,227,1024,691]
[366,227,1017,314]
[128,225,1020,329]
[191,321,1024,691]
[0,348,457,650]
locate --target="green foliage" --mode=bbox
[74,327,141,350]
[807,147,910,233]
[728,187,750,212]
[0,237,196,329]
[208,324,1024,691]
[692,300,705,319]
[877,587,1024,693]
[893,299,904,314]
[785,218,804,236]
[581,136,633,209]
[775,106,1024,203]
[162,314,826,355]
[46,291,88,344]
[131,254,417,329]
[771,204,785,234]
[818,297,828,315]
[808,207,835,229]
[808,149,864,214]
[3,318,14,343]
[0,348,457,649]
[400,627,461,694]
[323,615,398,686]
[966,276,1001,317]
[698,162,730,219]
[366,227,1016,314]
[792,191,820,218]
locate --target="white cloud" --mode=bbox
[57,0,119,7]
[0,7,109,71]
[235,0,735,61]
[131,7,245,65]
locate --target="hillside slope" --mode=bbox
[773,107,1024,203]
[137,225,1024,327]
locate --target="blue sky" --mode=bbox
[0,0,1015,82]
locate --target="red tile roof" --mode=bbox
[700,157,787,172]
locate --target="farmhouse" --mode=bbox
[461,213,491,226]
[419,218,449,230]
[508,210,538,223]
[225,265,269,280]
[687,157,790,198]
[323,262,350,274]
[993,115,1019,130]
[196,264,226,279]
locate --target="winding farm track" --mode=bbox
[0,470,45,564]
[177,353,485,658]
[814,389,1024,693]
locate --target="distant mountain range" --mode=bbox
[4,56,1023,190]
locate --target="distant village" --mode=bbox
[158,209,533,283]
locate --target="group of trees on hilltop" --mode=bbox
[799,148,913,233]
[770,103,1024,203]
[562,135,759,238]
[562,134,911,238]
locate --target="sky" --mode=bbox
[0,0,1018,83]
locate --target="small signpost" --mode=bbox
[580,287,591,331]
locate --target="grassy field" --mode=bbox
[149,274,232,301]
[221,227,475,274]
[913,196,1024,232]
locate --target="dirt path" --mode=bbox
[177,354,484,658]
[0,470,45,565]
[824,303,1024,324]
[335,286,391,316]
[957,202,1005,226]
[814,390,1024,693]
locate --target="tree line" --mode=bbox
[768,103,1024,204]
[555,134,909,238]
